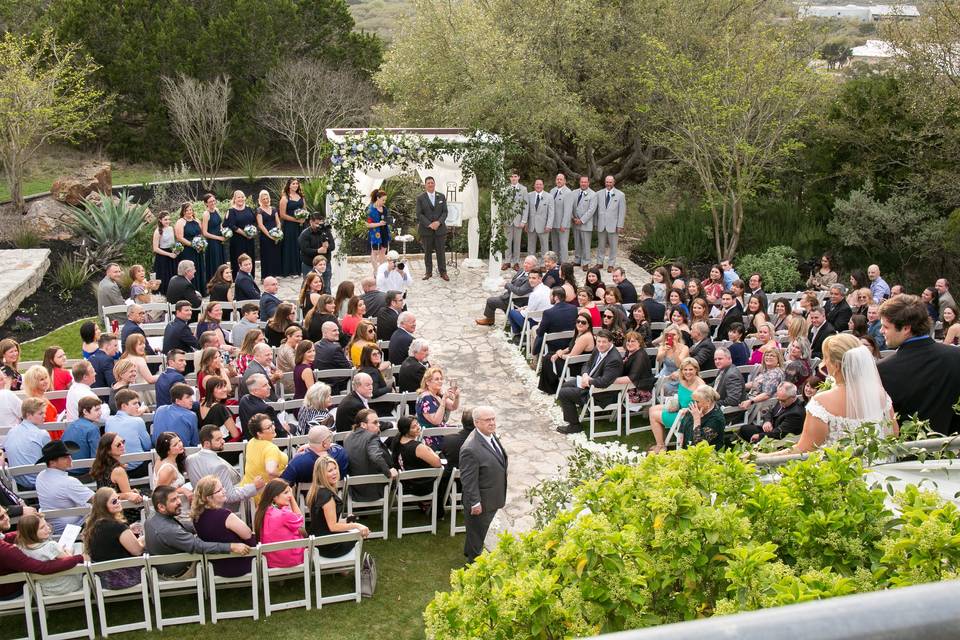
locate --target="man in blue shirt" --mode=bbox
[35,440,94,535]
[88,333,120,388]
[156,349,187,407]
[720,258,740,290]
[4,398,51,489]
[104,389,152,477]
[868,264,891,303]
[281,425,348,485]
[61,396,103,476]
[151,383,199,447]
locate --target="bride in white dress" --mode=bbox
[766,333,897,456]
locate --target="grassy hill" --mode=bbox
[347,0,413,41]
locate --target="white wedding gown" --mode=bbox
[805,394,893,447]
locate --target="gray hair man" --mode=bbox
[334,372,375,433]
[459,405,507,562]
[739,382,803,443]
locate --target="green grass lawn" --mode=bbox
[19,317,94,361]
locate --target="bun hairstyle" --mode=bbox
[370,189,386,202]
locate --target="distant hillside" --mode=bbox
[347,0,413,41]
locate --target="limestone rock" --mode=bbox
[50,163,112,206]
[23,197,78,240]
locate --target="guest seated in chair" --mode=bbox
[306,456,369,557]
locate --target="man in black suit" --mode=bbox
[878,294,960,434]
[739,382,804,442]
[259,277,282,321]
[716,291,744,341]
[120,305,156,356]
[239,343,281,399]
[234,253,261,301]
[238,374,286,438]
[344,409,397,501]
[89,333,120,389]
[166,261,202,313]
[533,288,578,356]
[688,322,715,371]
[398,339,430,393]
[807,307,836,360]
[747,273,768,315]
[712,348,745,408]
[334,373,374,432]
[611,267,638,304]
[823,284,853,331]
[376,290,404,343]
[557,330,624,434]
[416,176,449,281]
[459,405,507,562]
[389,312,417,364]
[639,283,665,324]
[314,321,353,394]
[162,301,200,355]
[477,255,536,326]
[360,277,386,318]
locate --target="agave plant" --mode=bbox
[68,189,151,267]
[231,147,275,182]
[300,176,328,211]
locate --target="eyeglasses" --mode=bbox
[109,498,121,506]
[576,320,589,325]
[603,314,614,319]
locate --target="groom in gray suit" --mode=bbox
[595,175,626,272]
[525,179,554,259]
[571,175,597,268]
[416,176,449,281]
[504,171,528,270]
[459,405,507,562]
[549,173,572,263]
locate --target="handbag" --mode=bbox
[360,552,377,598]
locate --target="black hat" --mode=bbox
[36,440,79,464]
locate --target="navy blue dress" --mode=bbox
[257,206,282,278]
[226,206,257,281]
[204,209,229,280]
[281,196,305,277]
[179,218,207,293]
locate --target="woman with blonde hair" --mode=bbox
[740,348,785,414]
[747,322,780,365]
[416,366,460,429]
[0,337,22,390]
[226,190,257,279]
[276,325,304,395]
[108,358,140,413]
[654,326,690,395]
[786,315,809,345]
[306,456,369,556]
[22,365,58,424]
[192,475,257,577]
[256,189,282,278]
[648,357,705,453]
[119,333,158,384]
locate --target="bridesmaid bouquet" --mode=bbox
[191,236,208,253]
[243,224,257,239]
[221,227,233,240]
[268,227,284,244]
[171,242,184,255]
[293,208,309,221]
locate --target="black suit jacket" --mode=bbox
[808,322,837,359]
[120,321,156,355]
[442,426,474,472]
[584,347,624,391]
[689,338,716,371]
[878,337,960,434]
[344,429,393,501]
[88,350,116,389]
[376,307,399,342]
[235,271,261,301]
[314,339,353,394]
[389,328,414,365]
[335,392,368,432]
[534,301,579,355]
[416,192,448,234]
[166,276,202,309]
[162,318,200,353]
[238,394,286,439]
[259,293,281,320]
[617,280,638,304]
[762,400,805,439]
[362,291,386,318]
[716,307,744,341]
[397,356,428,393]
[641,298,666,339]
[824,299,853,331]
[714,365,745,407]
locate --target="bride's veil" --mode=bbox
[842,345,886,423]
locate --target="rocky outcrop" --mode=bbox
[23,197,77,240]
[51,163,112,205]
[0,249,50,325]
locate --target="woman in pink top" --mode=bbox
[254,479,306,568]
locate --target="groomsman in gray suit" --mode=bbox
[549,173,572,263]
[504,171,528,270]
[595,175,626,272]
[571,175,597,268]
[525,179,554,259]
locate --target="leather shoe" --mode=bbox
[556,425,583,434]
[475,318,494,326]
[440,273,450,281]
[422,274,432,280]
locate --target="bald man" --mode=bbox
[259,277,282,320]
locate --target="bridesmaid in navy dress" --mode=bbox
[226,190,257,281]
[152,212,178,295]
[200,193,229,281]
[278,178,305,277]
[256,189,283,278]
[174,202,207,292]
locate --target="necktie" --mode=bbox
[578,190,584,205]
[536,194,541,209]
[589,350,606,377]
[605,191,611,207]
[554,190,560,200]
[489,436,504,463]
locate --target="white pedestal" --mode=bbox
[482,254,504,291]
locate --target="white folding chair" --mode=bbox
[259,538,312,616]
[554,353,591,400]
[0,572,35,640]
[344,474,393,540]
[395,467,444,537]
[311,532,363,607]
[446,468,465,536]
[88,556,151,636]
[579,383,628,439]
[535,330,574,375]
[147,553,206,629]
[31,564,94,640]
[517,309,544,355]
[205,552,259,622]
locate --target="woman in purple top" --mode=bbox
[192,476,256,577]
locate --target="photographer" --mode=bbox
[377,249,412,292]
[298,211,335,288]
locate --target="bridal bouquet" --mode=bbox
[243,224,257,239]
[171,242,184,255]
[268,227,284,244]
[221,227,233,240]
[191,236,208,253]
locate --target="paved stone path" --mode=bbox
[277,255,650,543]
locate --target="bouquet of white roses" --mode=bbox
[243,224,257,238]
[191,236,208,253]
[171,242,184,255]
[268,227,284,244]
[293,208,309,221]
[221,227,233,240]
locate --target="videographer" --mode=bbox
[377,249,412,292]
[298,211,335,289]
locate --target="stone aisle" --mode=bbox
[277,255,649,544]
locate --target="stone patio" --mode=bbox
[0,249,50,325]
[276,254,650,545]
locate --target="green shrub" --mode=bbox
[69,190,151,268]
[121,223,156,272]
[426,445,960,638]
[231,148,275,182]
[7,222,42,249]
[638,205,714,262]
[737,245,802,292]
[51,252,95,295]
[301,176,328,212]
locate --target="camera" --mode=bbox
[397,262,405,271]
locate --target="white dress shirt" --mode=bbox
[523,283,553,317]
[65,382,110,422]
[376,261,413,291]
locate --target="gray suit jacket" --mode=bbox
[185,449,256,511]
[145,513,231,576]
[459,430,507,512]
[416,191,448,233]
[595,188,626,232]
[571,188,598,231]
[500,269,533,302]
[344,429,394,502]
[97,277,126,322]
[713,365,745,407]
[549,186,572,229]
[525,190,555,233]
[508,184,528,227]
